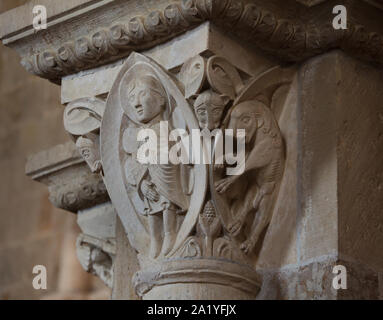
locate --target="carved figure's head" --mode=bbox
[76,136,102,173]
[193,90,229,130]
[124,75,167,124]
[227,100,266,144]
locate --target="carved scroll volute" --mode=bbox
[100,52,207,262]
[180,55,207,99]
[206,56,244,100]
[64,97,106,174]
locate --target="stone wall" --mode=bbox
[0,0,107,300]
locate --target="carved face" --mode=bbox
[227,101,260,144]
[76,136,101,173]
[126,76,167,124]
[194,90,228,130]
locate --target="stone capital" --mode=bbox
[2,0,382,300]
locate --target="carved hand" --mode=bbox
[228,219,242,235]
[92,160,103,174]
[215,175,238,194]
[240,239,256,255]
[141,180,160,202]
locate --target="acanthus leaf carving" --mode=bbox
[164,4,190,28]
[92,30,120,58]
[206,55,244,100]
[109,24,132,49]
[145,11,170,37]
[18,0,383,82]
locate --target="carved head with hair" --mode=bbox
[193,90,230,130]
[76,136,102,173]
[227,100,266,145]
[226,99,283,147]
[120,72,169,125]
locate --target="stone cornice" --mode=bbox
[26,142,83,180]
[1,0,383,82]
[48,172,109,213]
[26,142,109,213]
[0,0,116,43]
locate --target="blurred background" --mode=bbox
[0,0,110,299]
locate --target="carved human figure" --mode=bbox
[193,90,230,130]
[76,135,103,174]
[121,74,189,258]
[63,97,105,174]
[215,100,284,254]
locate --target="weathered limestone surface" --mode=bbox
[26,142,109,213]
[256,74,299,271]
[2,0,383,82]
[0,0,72,298]
[60,23,275,104]
[111,217,140,300]
[1,0,382,300]
[295,50,382,299]
[0,0,111,296]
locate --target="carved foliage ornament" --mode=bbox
[20,0,383,81]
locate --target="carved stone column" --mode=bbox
[1,0,382,300]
